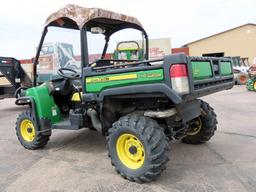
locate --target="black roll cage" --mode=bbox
[32,24,149,87]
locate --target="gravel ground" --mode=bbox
[0,85,256,192]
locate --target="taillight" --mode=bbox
[170,64,189,94]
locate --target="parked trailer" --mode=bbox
[0,57,32,98]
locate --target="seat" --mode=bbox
[71,92,82,102]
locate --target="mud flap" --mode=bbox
[176,100,201,123]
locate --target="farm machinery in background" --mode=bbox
[229,56,256,91]
[231,57,250,85]
[0,57,32,98]
[0,40,147,99]
[246,64,256,91]
[0,42,80,98]
[36,42,80,82]
[113,41,143,60]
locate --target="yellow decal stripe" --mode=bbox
[109,74,137,81]
[86,74,137,83]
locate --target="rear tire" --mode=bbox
[182,100,217,144]
[107,114,169,183]
[16,109,50,149]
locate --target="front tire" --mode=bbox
[182,100,217,144]
[107,114,169,183]
[16,110,50,149]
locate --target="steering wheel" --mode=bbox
[57,68,80,79]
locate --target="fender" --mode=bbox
[15,96,39,130]
[15,96,51,135]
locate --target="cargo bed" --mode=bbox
[82,54,234,102]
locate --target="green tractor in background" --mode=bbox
[15,4,234,183]
[113,41,144,60]
[246,64,256,91]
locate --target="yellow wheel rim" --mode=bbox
[20,119,35,142]
[116,133,145,170]
[187,117,202,136]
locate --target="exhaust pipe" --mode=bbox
[144,108,177,118]
[86,108,102,133]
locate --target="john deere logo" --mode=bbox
[87,77,110,83]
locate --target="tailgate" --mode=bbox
[187,56,234,98]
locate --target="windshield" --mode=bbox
[87,28,145,63]
[37,27,81,82]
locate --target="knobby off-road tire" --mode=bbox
[182,100,217,144]
[107,114,169,183]
[16,109,50,149]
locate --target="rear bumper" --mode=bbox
[186,80,234,100]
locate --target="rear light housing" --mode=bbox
[170,64,189,94]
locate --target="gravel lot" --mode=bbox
[0,85,256,192]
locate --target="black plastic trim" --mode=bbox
[97,83,182,104]
[83,63,162,77]
[193,75,233,85]
[38,118,52,135]
[15,96,32,106]
[187,81,234,100]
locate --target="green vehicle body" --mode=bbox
[23,59,233,126]
[191,61,213,80]
[220,62,233,76]
[24,69,165,125]
[85,69,164,93]
[191,61,233,80]
[25,84,62,123]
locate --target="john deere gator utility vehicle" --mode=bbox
[15,4,234,183]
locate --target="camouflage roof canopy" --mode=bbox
[45,4,145,35]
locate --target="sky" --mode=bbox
[0,0,255,59]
